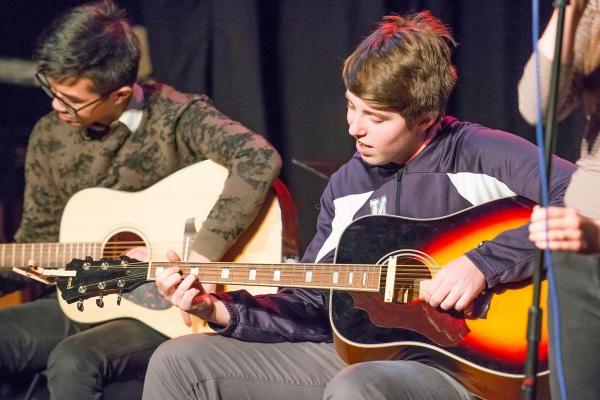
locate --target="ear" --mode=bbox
[414,115,435,132]
[108,86,133,106]
[411,115,436,134]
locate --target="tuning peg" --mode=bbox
[77,299,84,312]
[117,292,122,306]
[96,296,104,308]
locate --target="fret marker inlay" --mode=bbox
[305,270,313,283]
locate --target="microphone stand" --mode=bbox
[521,0,568,399]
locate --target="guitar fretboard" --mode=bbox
[0,242,102,269]
[148,262,383,291]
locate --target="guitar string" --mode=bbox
[70,270,433,291]
[81,265,433,270]
[0,241,151,253]
[69,265,436,273]
[75,268,431,280]
[63,257,439,292]
[72,276,431,294]
[1,242,185,259]
[10,263,436,277]
[77,260,437,269]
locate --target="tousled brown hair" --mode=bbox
[342,11,458,127]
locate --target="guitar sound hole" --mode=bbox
[102,231,171,310]
[103,231,146,260]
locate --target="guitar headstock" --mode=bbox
[57,257,148,308]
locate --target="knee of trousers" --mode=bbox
[145,335,226,400]
[324,363,381,399]
[46,335,104,387]
[147,335,212,381]
[324,361,426,400]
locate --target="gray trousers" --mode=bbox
[0,293,166,400]
[143,334,473,400]
[549,252,600,400]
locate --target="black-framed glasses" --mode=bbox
[35,71,108,118]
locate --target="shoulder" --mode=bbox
[442,117,535,152]
[143,82,215,116]
[414,116,543,175]
[31,111,65,136]
[28,112,79,151]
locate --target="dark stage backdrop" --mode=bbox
[0,0,585,253]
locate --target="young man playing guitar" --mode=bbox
[144,11,574,400]
[0,1,281,399]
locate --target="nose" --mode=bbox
[51,97,68,113]
[348,115,365,138]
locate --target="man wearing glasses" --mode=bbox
[0,1,281,399]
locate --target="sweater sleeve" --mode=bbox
[459,128,576,287]
[6,118,64,295]
[174,97,282,261]
[14,118,64,244]
[207,288,332,343]
[517,51,583,126]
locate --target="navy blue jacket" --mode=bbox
[211,117,575,343]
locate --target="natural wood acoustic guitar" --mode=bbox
[2,160,298,338]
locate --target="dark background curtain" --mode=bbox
[0,0,585,253]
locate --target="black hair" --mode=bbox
[34,0,140,94]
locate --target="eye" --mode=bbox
[68,97,86,105]
[54,93,80,106]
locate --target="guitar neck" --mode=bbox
[0,242,102,269]
[148,261,383,291]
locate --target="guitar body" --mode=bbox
[58,161,295,338]
[330,197,549,400]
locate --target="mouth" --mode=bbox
[357,140,373,149]
[58,113,74,121]
[57,113,81,125]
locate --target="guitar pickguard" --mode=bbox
[123,284,172,310]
